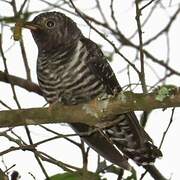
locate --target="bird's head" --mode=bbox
[24,12,81,52]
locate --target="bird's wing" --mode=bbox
[81,36,152,144]
[73,37,162,166]
[81,37,121,95]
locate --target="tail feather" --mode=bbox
[70,123,131,170]
[69,112,162,168]
[106,113,162,165]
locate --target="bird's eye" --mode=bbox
[46,20,55,28]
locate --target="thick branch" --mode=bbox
[0,84,180,128]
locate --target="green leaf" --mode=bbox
[48,172,81,180]
[48,171,102,180]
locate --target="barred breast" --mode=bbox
[37,40,104,104]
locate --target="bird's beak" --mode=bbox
[23,21,41,31]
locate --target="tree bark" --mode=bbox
[0,71,180,128]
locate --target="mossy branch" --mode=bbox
[0,73,180,128]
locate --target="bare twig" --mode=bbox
[19,39,32,81]
[135,0,147,93]
[140,0,156,11]
[0,33,21,109]
[144,5,180,45]
[110,0,121,35]
[95,0,109,25]
[159,108,175,149]
[0,100,12,110]
[0,70,42,96]
[69,0,140,75]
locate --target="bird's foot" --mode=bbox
[48,100,59,113]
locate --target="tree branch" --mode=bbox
[0,70,42,96]
[0,77,180,127]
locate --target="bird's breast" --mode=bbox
[37,40,104,104]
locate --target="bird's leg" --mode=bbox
[48,99,59,112]
[48,92,61,112]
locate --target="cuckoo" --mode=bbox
[23,12,162,170]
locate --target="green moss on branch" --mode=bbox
[0,86,180,128]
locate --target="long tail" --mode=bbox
[70,112,162,168]
[105,113,162,165]
[70,123,131,170]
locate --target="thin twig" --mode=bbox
[37,151,80,171]
[159,108,175,149]
[0,70,42,96]
[19,39,32,81]
[135,0,147,93]
[11,1,48,178]
[144,4,180,45]
[0,100,12,110]
[0,33,21,109]
[95,0,109,25]
[69,0,140,75]
[129,0,160,40]
[140,0,156,11]
[110,0,121,35]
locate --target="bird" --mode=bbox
[23,11,162,170]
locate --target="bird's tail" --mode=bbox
[105,113,162,165]
[70,123,131,170]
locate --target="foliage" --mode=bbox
[47,171,101,180]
